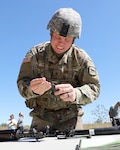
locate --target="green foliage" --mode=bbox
[0,123,7,127]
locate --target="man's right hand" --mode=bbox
[29,77,51,95]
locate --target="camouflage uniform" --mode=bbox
[17,8,100,132]
[17,42,100,131]
[109,102,120,126]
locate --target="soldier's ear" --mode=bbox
[50,30,53,37]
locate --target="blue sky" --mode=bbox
[0,0,120,125]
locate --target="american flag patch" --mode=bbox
[22,57,31,63]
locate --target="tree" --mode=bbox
[91,104,109,123]
[0,123,7,127]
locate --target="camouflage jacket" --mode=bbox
[109,106,120,118]
[17,41,100,110]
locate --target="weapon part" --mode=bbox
[0,126,120,142]
[70,126,120,138]
[0,129,17,142]
[0,128,44,142]
[51,83,59,94]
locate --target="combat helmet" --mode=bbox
[47,8,82,38]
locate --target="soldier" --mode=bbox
[109,102,120,126]
[17,8,100,132]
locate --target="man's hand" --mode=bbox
[54,84,76,102]
[29,77,51,95]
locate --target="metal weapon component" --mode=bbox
[0,126,120,142]
[51,83,59,94]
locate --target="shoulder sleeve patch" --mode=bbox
[88,66,97,76]
[22,56,32,64]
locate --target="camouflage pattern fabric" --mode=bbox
[109,106,119,118]
[17,41,100,131]
[47,8,82,38]
[30,114,77,131]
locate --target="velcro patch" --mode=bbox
[22,56,32,63]
[88,66,96,76]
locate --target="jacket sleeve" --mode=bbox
[74,56,100,105]
[17,49,39,100]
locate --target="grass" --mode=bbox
[0,123,112,130]
[83,122,112,129]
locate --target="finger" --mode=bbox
[55,87,72,96]
[67,92,70,98]
[59,92,70,99]
[55,84,71,89]
[31,77,46,85]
